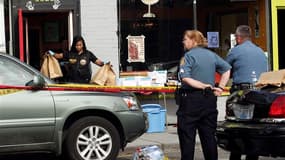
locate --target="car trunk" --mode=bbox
[226,87,285,120]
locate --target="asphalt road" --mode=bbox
[1,149,285,160]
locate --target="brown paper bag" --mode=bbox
[91,63,116,86]
[40,55,63,79]
[105,66,116,86]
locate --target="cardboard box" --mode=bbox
[148,70,167,86]
[118,70,167,87]
[119,77,137,86]
[256,69,285,87]
[137,77,152,86]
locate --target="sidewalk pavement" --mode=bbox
[118,125,285,160]
[119,125,181,159]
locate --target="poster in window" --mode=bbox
[207,32,219,48]
[44,22,59,42]
[126,35,145,63]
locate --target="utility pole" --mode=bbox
[193,0,197,30]
[0,0,6,53]
[9,0,13,55]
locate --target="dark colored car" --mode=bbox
[0,53,148,160]
[216,87,285,158]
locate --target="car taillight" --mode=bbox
[269,96,285,118]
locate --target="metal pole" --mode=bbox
[0,0,6,53]
[68,11,73,48]
[163,92,168,128]
[9,0,13,55]
[117,0,122,72]
[193,0,197,30]
[25,18,29,64]
[18,9,24,62]
[265,0,271,71]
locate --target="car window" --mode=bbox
[0,57,34,86]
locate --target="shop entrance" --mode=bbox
[219,12,248,57]
[21,11,71,70]
[271,0,285,70]
[278,10,285,69]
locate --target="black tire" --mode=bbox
[64,116,120,160]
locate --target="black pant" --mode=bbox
[177,91,218,160]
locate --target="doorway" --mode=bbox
[28,29,40,69]
[271,0,285,70]
[219,12,248,58]
[277,10,285,69]
[22,12,70,70]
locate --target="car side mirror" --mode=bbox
[26,75,46,90]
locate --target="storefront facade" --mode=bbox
[1,0,280,77]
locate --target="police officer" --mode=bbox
[177,30,231,160]
[226,25,268,160]
[226,25,267,93]
[49,35,104,83]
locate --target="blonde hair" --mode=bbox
[184,30,208,47]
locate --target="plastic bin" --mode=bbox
[142,104,166,133]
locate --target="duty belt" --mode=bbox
[179,87,213,96]
[232,83,254,90]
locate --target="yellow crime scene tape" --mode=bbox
[48,84,230,96]
[0,89,23,96]
[48,84,177,93]
[0,84,229,96]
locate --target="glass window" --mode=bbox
[0,57,34,86]
[119,1,194,72]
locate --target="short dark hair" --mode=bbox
[235,25,251,38]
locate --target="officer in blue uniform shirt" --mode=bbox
[226,25,268,93]
[225,25,268,160]
[177,30,231,160]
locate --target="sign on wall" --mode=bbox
[126,35,145,63]
[207,32,219,48]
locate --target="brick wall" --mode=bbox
[81,0,119,77]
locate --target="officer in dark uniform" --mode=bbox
[49,36,104,83]
[177,30,231,160]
